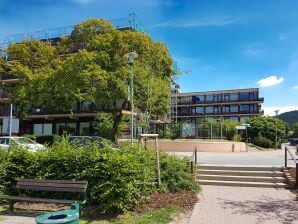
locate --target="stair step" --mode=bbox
[197,164,283,172]
[197,169,284,177]
[197,174,286,183]
[198,180,288,188]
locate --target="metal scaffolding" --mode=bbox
[1,13,146,48]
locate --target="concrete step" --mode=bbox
[197,169,285,177]
[197,164,283,172]
[198,174,286,183]
[198,180,288,188]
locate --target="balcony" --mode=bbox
[177,97,264,106]
[0,74,20,85]
[177,110,262,117]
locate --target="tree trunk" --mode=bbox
[111,101,127,142]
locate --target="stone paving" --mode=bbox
[188,185,298,224]
[0,215,34,224]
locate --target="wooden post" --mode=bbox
[285,146,287,168]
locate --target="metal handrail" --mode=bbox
[190,147,198,174]
[285,146,298,188]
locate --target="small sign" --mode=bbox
[236,125,246,130]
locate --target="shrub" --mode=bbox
[35,135,61,145]
[2,140,199,213]
[252,134,273,148]
[159,153,199,192]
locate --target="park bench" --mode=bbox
[1,179,88,211]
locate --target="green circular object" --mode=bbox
[35,209,79,224]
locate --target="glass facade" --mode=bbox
[230,105,238,113]
[205,106,213,113]
[33,123,52,135]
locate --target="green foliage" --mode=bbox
[224,120,238,140]
[159,153,199,192]
[161,123,179,139]
[0,149,8,195]
[247,116,289,147]
[291,122,298,137]
[94,112,114,139]
[252,134,273,148]
[1,140,198,213]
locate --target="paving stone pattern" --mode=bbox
[189,185,298,224]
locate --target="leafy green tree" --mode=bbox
[1,18,173,141]
[291,122,298,137]
[247,116,289,147]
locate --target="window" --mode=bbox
[222,105,229,113]
[55,123,76,135]
[224,94,230,101]
[250,104,257,112]
[213,106,220,113]
[196,106,204,114]
[80,122,90,136]
[249,92,257,100]
[205,106,213,113]
[180,96,191,104]
[179,107,189,114]
[213,94,220,102]
[192,95,204,103]
[240,104,250,112]
[230,105,238,113]
[34,123,52,135]
[191,107,196,114]
[240,116,249,121]
[230,93,238,101]
[239,92,250,101]
[229,117,239,122]
[206,95,213,102]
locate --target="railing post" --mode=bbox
[296,162,298,189]
[285,146,287,168]
[195,147,197,164]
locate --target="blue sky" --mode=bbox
[0,0,297,115]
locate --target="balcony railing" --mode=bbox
[177,111,262,116]
[177,97,264,106]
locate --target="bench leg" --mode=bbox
[9,201,15,212]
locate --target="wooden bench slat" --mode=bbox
[17,182,87,190]
[1,195,78,204]
[19,179,88,184]
[16,186,86,193]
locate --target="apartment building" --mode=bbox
[170,87,264,137]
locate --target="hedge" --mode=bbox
[0,139,199,213]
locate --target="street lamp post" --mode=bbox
[125,52,138,145]
[274,110,280,150]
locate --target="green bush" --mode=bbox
[1,140,199,213]
[0,149,8,195]
[252,134,273,148]
[159,153,199,192]
[35,135,61,145]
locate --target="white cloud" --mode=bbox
[293,86,298,90]
[257,75,284,88]
[263,106,298,116]
[152,16,236,28]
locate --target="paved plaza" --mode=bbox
[189,185,298,224]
